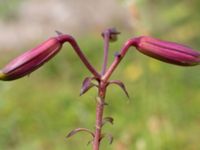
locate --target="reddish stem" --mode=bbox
[102,39,137,82]
[101,30,110,75]
[57,34,101,78]
[92,38,137,150]
[93,82,106,150]
[62,31,137,150]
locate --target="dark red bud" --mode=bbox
[0,36,64,81]
[133,36,200,66]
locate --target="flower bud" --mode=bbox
[101,28,120,42]
[133,36,200,66]
[0,36,63,81]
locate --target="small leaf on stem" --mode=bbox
[80,77,97,96]
[100,133,114,144]
[107,134,114,144]
[102,117,114,126]
[66,128,94,139]
[87,139,94,146]
[108,80,130,98]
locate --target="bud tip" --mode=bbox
[0,71,6,80]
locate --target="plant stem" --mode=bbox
[93,81,106,150]
[102,39,137,82]
[101,31,110,75]
[57,34,101,78]
[92,37,138,150]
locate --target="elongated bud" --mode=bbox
[133,36,200,66]
[0,36,65,81]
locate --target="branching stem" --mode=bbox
[92,35,137,150]
[62,29,137,150]
[102,39,137,82]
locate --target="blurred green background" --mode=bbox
[0,0,200,150]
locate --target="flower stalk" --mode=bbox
[0,29,199,150]
[0,33,100,81]
[101,29,110,75]
[57,34,100,78]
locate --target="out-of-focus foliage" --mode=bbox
[0,0,200,150]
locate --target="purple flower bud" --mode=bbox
[133,36,200,66]
[0,36,64,81]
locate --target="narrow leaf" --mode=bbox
[107,134,114,144]
[109,80,130,98]
[87,139,93,146]
[100,133,114,145]
[80,77,96,96]
[66,128,94,139]
[102,117,114,126]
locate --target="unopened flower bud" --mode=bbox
[0,36,64,81]
[102,28,120,42]
[133,36,200,66]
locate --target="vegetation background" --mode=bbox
[0,0,199,150]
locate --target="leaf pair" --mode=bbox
[66,127,114,145]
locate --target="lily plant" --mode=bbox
[0,28,199,150]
